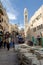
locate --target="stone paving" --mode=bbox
[0,48,19,65]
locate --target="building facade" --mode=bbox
[29,5,43,38]
[0,2,9,41]
[9,24,19,33]
[26,5,43,45]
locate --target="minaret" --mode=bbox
[24,8,28,37]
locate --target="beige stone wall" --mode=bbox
[27,5,43,38]
[9,24,19,33]
[0,2,9,33]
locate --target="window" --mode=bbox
[25,15,27,18]
[37,24,43,30]
[32,19,35,24]
[37,25,41,30]
[36,13,41,20]
[2,18,3,22]
[36,17,39,20]
[0,25,3,29]
[41,24,43,28]
[33,27,36,32]
[31,24,33,26]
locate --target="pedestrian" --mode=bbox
[13,41,15,48]
[7,42,10,50]
[0,37,2,48]
[9,37,11,48]
[0,41,1,48]
[4,40,6,48]
[6,39,10,51]
[12,39,15,48]
[1,41,3,47]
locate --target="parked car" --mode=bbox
[18,38,24,43]
[18,36,25,43]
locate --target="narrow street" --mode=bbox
[0,48,19,65]
[0,0,43,65]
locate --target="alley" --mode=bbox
[0,48,19,65]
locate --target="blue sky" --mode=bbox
[1,0,43,29]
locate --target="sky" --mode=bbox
[1,0,43,29]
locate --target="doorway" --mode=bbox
[37,38,41,45]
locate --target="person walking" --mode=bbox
[4,40,6,48]
[12,39,15,48]
[6,39,10,51]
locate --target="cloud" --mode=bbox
[7,12,17,20]
[1,0,18,14]
[18,24,24,30]
[1,0,18,20]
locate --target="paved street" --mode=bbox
[0,48,19,65]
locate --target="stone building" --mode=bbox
[0,2,9,41]
[9,24,19,33]
[26,5,43,45]
[29,5,43,38]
